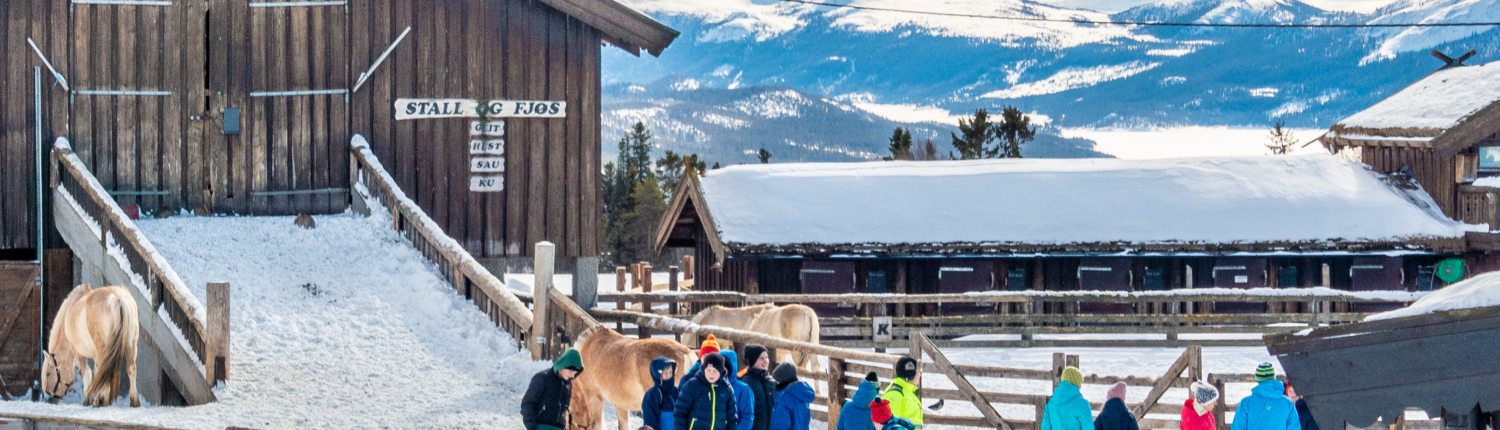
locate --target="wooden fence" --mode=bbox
[593,289,1386,348]
[50,138,220,405]
[348,135,533,345]
[590,307,1265,430]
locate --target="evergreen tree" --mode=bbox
[996,106,1035,159]
[886,127,914,161]
[757,148,773,164]
[617,175,666,266]
[656,150,707,197]
[918,139,943,161]
[950,109,999,160]
[1267,121,1297,155]
[602,122,660,266]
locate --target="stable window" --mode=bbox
[1007,268,1027,291]
[1481,146,1500,171]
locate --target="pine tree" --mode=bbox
[996,106,1035,159]
[602,121,660,266]
[1267,121,1297,155]
[918,139,943,161]
[757,148,773,164]
[617,175,666,265]
[950,109,999,160]
[656,150,707,198]
[886,127,914,161]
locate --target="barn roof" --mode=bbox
[1328,61,1500,155]
[543,0,679,56]
[657,155,1475,258]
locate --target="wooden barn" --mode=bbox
[655,155,1476,316]
[0,0,676,401]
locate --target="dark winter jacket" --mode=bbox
[1094,398,1141,430]
[743,367,778,430]
[521,369,573,430]
[770,381,815,430]
[674,370,740,430]
[837,380,880,430]
[1296,399,1320,430]
[721,351,756,430]
[644,357,680,430]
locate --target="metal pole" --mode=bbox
[33,66,44,402]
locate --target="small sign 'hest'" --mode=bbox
[394,99,566,120]
[470,157,505,173]
[470,175,504,192]
[470,139,505,155]
[470,120,505,136]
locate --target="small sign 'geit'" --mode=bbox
[395,99,565,120]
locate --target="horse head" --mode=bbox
[40,350,75,402]
[567,375,603,430]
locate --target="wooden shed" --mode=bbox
[0,0,676,264]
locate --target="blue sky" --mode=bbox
[1036,0,1397,14]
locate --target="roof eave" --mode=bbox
[538,0,679,57]
[1433,99,1500,157]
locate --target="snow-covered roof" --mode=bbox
[1366,271,1500,321]
[1334,61,1500,134]
[689,154,1473,252]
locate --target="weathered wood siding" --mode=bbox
[1361,146,1457,217]
[349,0,602,260]
[0,0,68,250]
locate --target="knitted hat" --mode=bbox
[870,398,894,425]
[773,362,799,391]
[1190,381,1220,415]
[699,335,722,358]
[1255,363,1276,382]
[701,352,728,377]
[865,372,880,383]
[553,348,584,374]
[895,357,919,380]
[744,345,768,366]
[1061,366,1083,387]
[1107,382,1127,400]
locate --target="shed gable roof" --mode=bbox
[540,0,678,56]
[1329,61,1500,155]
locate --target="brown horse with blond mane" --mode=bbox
[42,284,141,407]
[569,326,695,430]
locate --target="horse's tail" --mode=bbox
[797,306,820,371]
[90,297,130,405]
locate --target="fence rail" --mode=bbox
[348,135,533,346]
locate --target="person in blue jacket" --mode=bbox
[643,356,679,430]
[837,372,881,430]
[1042,367,1093,430]
[720,350,756,430]
[674,352,740,430]
[1230,363,1300,430]
[769,362,815,430]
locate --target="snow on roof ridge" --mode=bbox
[1335,60,1500,132]
[697,153,1472,247]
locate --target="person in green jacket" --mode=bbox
[1042,367,1093,430]
[880,357,924,429]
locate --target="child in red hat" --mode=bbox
[869,398,916,430]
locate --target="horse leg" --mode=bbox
[127,341,139,407]
[615,404,630,430]
[78,357,94,406]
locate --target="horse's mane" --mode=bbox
[48,284,93,350]
[689,305,721,323]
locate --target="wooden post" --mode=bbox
[1134,345,1197,418]
[1213,377,1228,430]
[640,263,653,339]
[1052,352,1065,390]
[615,267,626,331]
[895,262,907,318]
[1321,263,1331,287]
[531,242,555,361]
[206,282,231,385]
[827,358,847,430]
[683,255,695,280]
[1065,355,1079,373]
[670,266,681,341]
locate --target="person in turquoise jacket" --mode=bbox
[1042,367,1093,430]
[721,350,756,430]
[1230,363,1300,430]
[837,372,881,430]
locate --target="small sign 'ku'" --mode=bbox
[470,175,504,192]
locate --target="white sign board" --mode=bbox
[471,157,505,173]
[470,120,505,136]
[395,99,566,120]
[470,139,505,155]
[470,175,504,192]
[873,316,893,343]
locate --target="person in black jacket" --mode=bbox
[522,348,584,430]
[740,345,777,430]
[1286,385,1320,430]
[1095,383,1140,430]
[674,352,740,430]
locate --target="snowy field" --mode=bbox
[0,213,550,429]
[1061,127,1327,159]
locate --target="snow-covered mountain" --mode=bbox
[602,0,1500,162]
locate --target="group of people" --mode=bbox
[520,342,1320,430]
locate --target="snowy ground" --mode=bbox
[1061,127,1327,159]
[0,212,551,429]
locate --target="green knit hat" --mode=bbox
[1061,366,1083,387]
[1255,363,1275,382]
[554,348,584,374]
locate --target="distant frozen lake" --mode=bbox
[1063,126,1328,159]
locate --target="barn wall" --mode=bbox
[1361,146,1457,217]
[0,0,68,250]
[350,0,602,259]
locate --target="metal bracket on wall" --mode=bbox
[26,38,68,92]
[351,26,412,94]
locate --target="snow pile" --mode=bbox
[697,154,1473,247]
[1366,271,1500,321]
[0,213,549,429]
[1335,61,1500,131]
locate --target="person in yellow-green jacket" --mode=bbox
[880,356,924,429]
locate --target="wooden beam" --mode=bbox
[917,331,1013,430]
[1134,346,1198,418]
[206,283,230,385]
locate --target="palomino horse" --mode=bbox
[569,326,695,430]
[686,304,820,372]
[42,284,141,407]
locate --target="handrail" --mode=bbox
[348,135,534,342]
[51,138,210,368]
